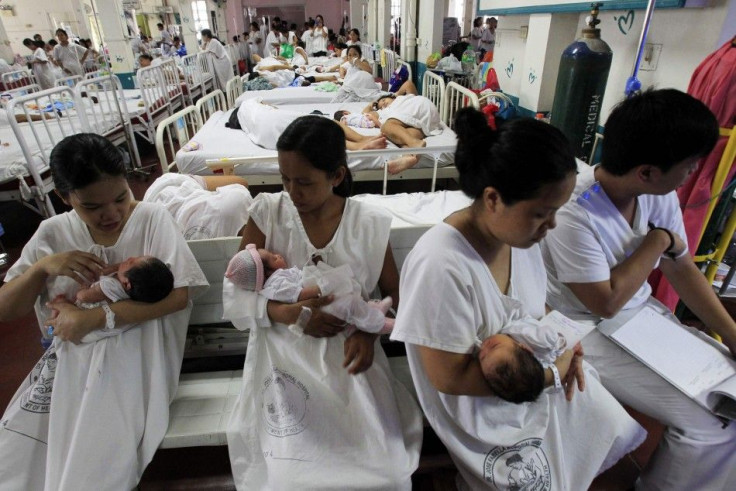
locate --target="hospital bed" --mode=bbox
[1,69,35,91]
[180,52,215,106]
[1,77,146,216]
[1,86,84,216]
[155,99,457,192]
[132,61,184,143]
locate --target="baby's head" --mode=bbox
[478,334,545,404]
[118,256,174,303]
[225,244,287,291]
[333,109,350,122]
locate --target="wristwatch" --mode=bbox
[549,364,562,391]
[101,302,116,330]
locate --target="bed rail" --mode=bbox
[75,75,141,170]
[159,59,185,112]
[5,86,83,216]
[195,89,227,123]
[205,145,457,194]
[422,70,446,116]
[155,105,204,173]
[2,69,35,90]
[225,75,243,109]
[54,74,83,88]
[197,52,216,94]
[180,52,206,106]
[443,81,479,128]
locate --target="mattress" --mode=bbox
[175,105,456,176]
[234,84,341,106]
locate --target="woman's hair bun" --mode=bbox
[454,107,495,175]
[454,107,491,145]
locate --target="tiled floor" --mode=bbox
[0,142,665,490]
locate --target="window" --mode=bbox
[390,0,401,50]
[191,1,209,40]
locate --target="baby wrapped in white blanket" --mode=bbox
[223,244,394,335]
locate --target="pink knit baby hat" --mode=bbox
[225,243,264,291]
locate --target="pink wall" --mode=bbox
[226,0,350,39]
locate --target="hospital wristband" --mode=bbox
[101,302,116,331]
[548,364,562,391]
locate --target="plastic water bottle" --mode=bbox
[461,46,475,73]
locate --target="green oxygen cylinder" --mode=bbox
[550,4,612,163]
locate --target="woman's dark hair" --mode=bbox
[139,54,153,62]
[346,45,362,58]
[601,88,718,176]
[454,107,576,204]
[474,17,483,27]
[48,39,58,47]
[201,29,213,40]
[55,28,68,36]
[348,28,360,40]
[23,38,33,47]
[233,35,239,42]
[126,257,174,303]
[50,133,126,196]
[277,116,352,197]
[31,40,45,49]
[250,21,259,30]
[372,93,395,110]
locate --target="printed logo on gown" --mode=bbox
[20,347,57,414]
[261,367,309,437]
[484,438,551,490]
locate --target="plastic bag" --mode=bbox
[436,54,462,72]
[280,43,294,59]
[426,52,441,69]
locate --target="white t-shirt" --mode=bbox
[542,164,688,321]
[265,31,282,57]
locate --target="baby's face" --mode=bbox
[259,249,287,273]
[478,334,518,376]
[118,255,150,279]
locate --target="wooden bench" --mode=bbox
[161,227,430,449]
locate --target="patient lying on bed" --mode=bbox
[477,319,567,404]
[238,97,386,151]
[76,256,173,305]
[226,244,394,335]
[363,84,442,174]
[334,109,379,128]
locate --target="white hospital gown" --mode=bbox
[378,94,442,137]
[226,192,422,490]
[392,223,646,490]
[0,202,209,491]
[205,38,233,91]
[52,43,87,77]
[143,173,252,239]
[32,48,55,89]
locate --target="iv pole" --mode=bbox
[624,0,656,98]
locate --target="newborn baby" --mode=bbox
[226,244,393,334]
[333,109,380,128]
[76,255,174,305]
[477,318,567,404]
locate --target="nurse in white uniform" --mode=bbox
[201,28,233,92]
[391,108,646,490]
[0,133,208,490]
[227,116,422,490]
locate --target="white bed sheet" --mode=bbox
[175,105,456,176]
[0,120,73,182]
[234,85,340,106]
[352,190,472,229]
